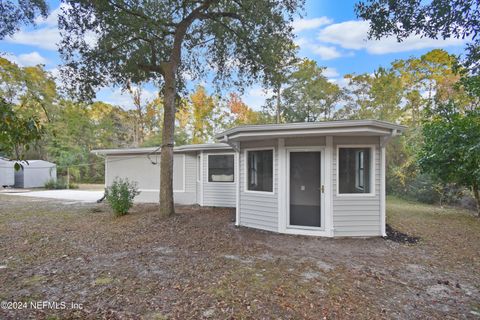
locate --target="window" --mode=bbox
[208,154,234,182]
[338,147,371,194]
[247,149,273,192]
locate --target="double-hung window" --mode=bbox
[247,149,273,192]
[338,147,371,194]
[208,154,234,182]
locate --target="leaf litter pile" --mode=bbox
[384,224,420,244]
[0,195,479,319]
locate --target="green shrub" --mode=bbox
[44,179,57,189]
[105,177,140,216]
[44,178,78,190]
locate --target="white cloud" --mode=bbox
[34,5,64,26]
[294,37,308,48]
[311,45,343,60]
[17,51,48,65]
[292,17,333,33]
[327,77,351,88]
[318,20,466,54]
[3,51,48,66]
[6,4,74,51]
[323,67,339,78]
[100,87,158,110]
[241,86,274,110]
[295,37,347,60]
[7,27,60,50]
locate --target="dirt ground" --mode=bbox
[0,195,479,319]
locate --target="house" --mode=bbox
[93,120,405,237]
[0,158,15,187]
[14,160,57,188]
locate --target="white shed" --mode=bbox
[0,158,15,187]
[14,160,57,188]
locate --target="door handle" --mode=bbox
[321,185,325,193]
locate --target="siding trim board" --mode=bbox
[235,146,240,226]
[380,141,387,236]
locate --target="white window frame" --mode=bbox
[173,153,186,193]
[244,147,275,195]
[336,144,375,197]
[206,153,235,184]
[286,146,325,231]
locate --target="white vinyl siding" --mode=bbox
[173,153,197,205]
[332,136,381,236]
[173,154,185,192]
[105,152,197,204]
[239,140,278,232]
[202,151,236,207]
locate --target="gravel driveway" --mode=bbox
[0,189,104,203]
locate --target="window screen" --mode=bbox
[247,150,273,192]
[208,154,234,182]
[338,148,371,194]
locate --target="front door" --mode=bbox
[289,151,322,227]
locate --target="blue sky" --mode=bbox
[0,0,467,110]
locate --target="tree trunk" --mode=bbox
[473,183,480,217]
[276,85,281,124]
[159,66,176,217]
[67,167,70,190]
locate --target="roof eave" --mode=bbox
[218,126,400,142]
[215,120,406,140]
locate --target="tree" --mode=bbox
[0,57,57,122]
[126,84,147,146]
[189,86,217,144]
[227,93,264,126]
[58,0,302,216]
[264,42,299,123]
[0,57,54,164]
[343,68,403,122]
[0,98,43,169]
[355,0,480,75]
[269,59,343,122]
[392,49,470,123]
[418,104,480,215]
[0,0,48,40]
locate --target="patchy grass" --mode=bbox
[387,196,480,269]
[0,194,479,319]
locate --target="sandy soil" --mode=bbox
[0,195,479,319]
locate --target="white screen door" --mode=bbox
[289,151,322,227]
